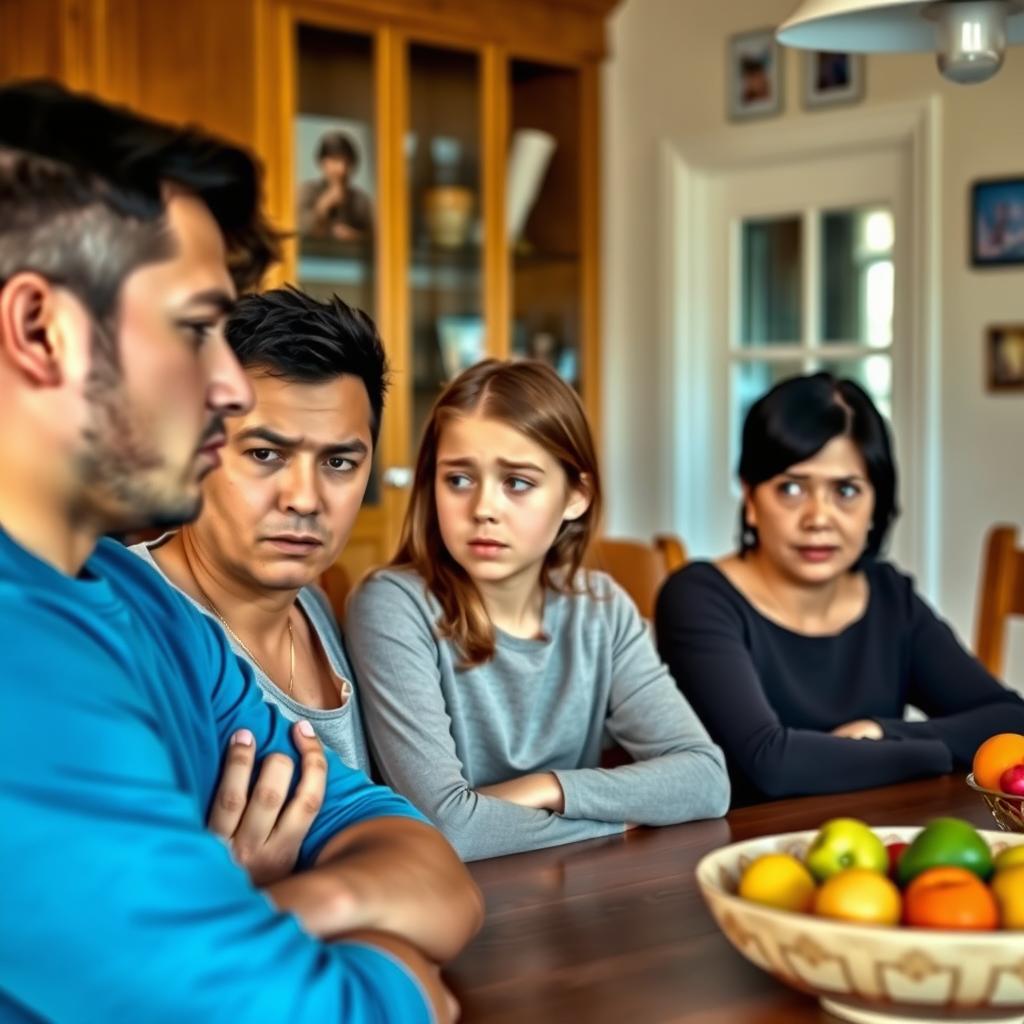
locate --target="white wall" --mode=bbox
[602,0,1024,680]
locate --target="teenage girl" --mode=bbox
[346,359,729,860]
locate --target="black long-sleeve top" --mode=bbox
[654,560,1024,806]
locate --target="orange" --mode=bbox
[738,853,817,913]
[972,733,1024,791]
[812,868,901,925]
[992,864,1024,928]
[903,867,999,930]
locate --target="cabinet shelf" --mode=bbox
[514,248,581,268]
[299,242,579,289]
[299,240,484,292]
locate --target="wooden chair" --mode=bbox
[975,524,1024,677]
[584,534,687,619]
[319,563,353,627]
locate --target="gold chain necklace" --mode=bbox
[185,555,296,695]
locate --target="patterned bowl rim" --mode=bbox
[967,771,1024,801]
[695,825,1024,945]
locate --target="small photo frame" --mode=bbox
[728,29,784,121]
[803,51,865,109]
[987,324,1024,392]
[971,177,1024,267]
[295,114,375,245]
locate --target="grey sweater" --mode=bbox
[345,568,729,860]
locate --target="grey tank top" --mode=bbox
[129,541,370,775]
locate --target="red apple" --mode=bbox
[886,841,909,881]
[1000,763,1024,795]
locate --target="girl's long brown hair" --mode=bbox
[390,359,603,667]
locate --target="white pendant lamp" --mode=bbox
[778,0,1024,83]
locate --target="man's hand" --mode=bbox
[314,180,344,216]
[208,721,327,886]
[478,772,565,811]
[341,930,459,1023]
[831,719,883,740]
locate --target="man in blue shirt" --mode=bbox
[0,80,481,1023]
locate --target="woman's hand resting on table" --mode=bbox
[831,719,884,740]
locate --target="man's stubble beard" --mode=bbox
[72,337,202,534]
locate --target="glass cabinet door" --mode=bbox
[508,60,583,393]
[294,24,380,512]
[295,26,377,319]
[289,20,396,582]
[275,14,606,574]
[405,43,484,451]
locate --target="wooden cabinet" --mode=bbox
[0,0,617,577]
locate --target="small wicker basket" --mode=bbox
[967,771,1024,832]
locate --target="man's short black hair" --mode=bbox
[316,131,359,169]
[737,372,899,563]
[226,286,389,445]
[0,79,278,327]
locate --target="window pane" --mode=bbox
[821,206,894,347]
[817,355,892,421]
[733,360,805,441]
[740,217,802,347]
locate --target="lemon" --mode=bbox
[813,867,902,926]
[992,864,1024,928]
[738,853,817,913]
[994,845,1024,873]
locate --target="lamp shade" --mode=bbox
[778,0,1024,52]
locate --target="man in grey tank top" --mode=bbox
[132,286,387,776]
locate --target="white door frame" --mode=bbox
[658,97,943,599]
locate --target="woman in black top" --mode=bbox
[655,373,1024,806]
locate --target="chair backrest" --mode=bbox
[975,524,1024,677]
[319,563,353,626]
[584,533,687,619]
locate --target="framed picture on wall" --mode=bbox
[987,324,1024,392]
[727,29,784,121]
[971,177,1024,267]
[803,51,865,109]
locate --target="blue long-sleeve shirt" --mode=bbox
[0,530,433,1023]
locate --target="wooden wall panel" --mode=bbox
[100,0,258,148]
[0,0,67,82]
[1,0,259,149]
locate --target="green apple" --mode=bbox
[897,817,993,886]
[805,817,887,882]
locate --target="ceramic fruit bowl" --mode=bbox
[968,772,1024,833]
[696,826,1024,1024]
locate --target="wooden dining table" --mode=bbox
[446,774,999,1023]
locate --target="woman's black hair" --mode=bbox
[737,372,899,563]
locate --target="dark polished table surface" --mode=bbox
[446,775,996,1023]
